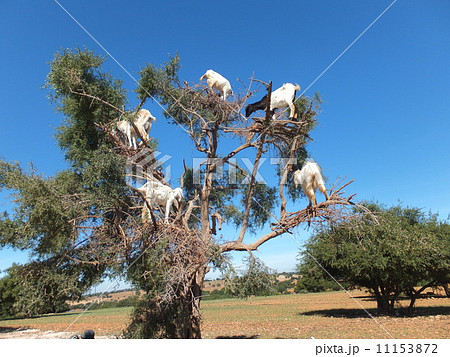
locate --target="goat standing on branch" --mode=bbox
[200,69,233,100]
[245,82,300,119]
[293,160,329,207]
[116,109,156,149]
[137,180,184,224]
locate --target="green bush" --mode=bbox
[0,275,20,319]
[202,288,233,300]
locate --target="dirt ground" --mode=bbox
[0,328,119,339]
[0,290,448,339]
[201,292,450,339]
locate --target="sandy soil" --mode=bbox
[0,327,120,339]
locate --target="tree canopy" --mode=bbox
[297,202,450,315]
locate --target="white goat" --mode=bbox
[293,160,329,207]
[270,83,300,119]
[200,69,233,100]
[137,181,184,223]
[116,109,156,149]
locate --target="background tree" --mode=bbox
[0,269,20,319]
[0,47,360,337]
[8,260,95,317]
[294,260,342,294]
[224,257,276,298]
[297,202,450,315]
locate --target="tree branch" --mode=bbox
[68,87,125,115]
[236,82,272,243]
[221,180,371,252]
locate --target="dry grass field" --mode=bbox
[201,291,450,339]
[0,290,448,339]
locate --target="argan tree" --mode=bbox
[0,48,361,338]
[297,203,450,315]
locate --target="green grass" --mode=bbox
[0,307,133,326]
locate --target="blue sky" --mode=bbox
[0,1,449,285]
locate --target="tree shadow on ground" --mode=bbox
[0,327,21,334]
[353,293,449,302]
[216,335,259,339]
[299,306,450,319]
[299,308,378,319]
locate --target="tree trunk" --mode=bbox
[389,291,400,314]
[182,267,207,339]
[373,286,393,315]
[407,282,436,316]
[375,294,391,315]
[407,292,417,316]
[444,284,450,297]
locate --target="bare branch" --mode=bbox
[68,87,125,114]
[221,180,374,252]
[250,78,270,88]
[236,81,272,243]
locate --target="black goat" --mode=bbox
[245,94,269,117]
